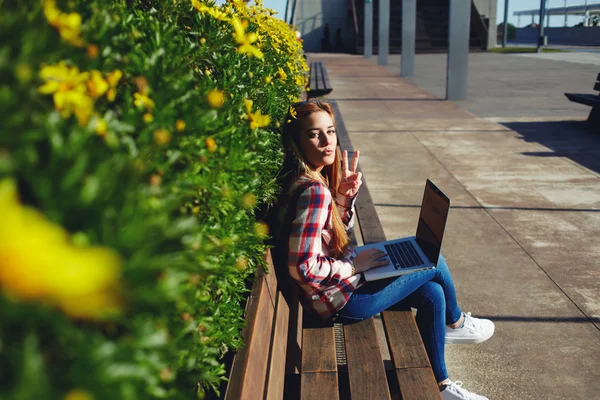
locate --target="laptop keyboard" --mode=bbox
[384,241,425,270]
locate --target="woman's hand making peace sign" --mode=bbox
[338,150,362,198]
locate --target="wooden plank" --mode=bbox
[263,249,278,308]
[301,326,337,372]
[315,62,323,92]
[344,318,391,400]
[381,311,431,369]
[301,372,339,399]
[225,274,275,400]
[395,368,442,400]
[301,326,338,400]
[321,63,332,92]
[285,289,303,374]
[309,62,317,92]
[265,290,290,400]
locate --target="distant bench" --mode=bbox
[565,73,600,129]
[223,102,441,400]
[307,61,333,99]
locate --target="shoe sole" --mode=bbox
[445,329,495,344]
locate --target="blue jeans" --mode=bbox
[332,254,463,382]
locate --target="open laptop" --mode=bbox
[357,179,451,281]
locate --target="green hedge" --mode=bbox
[0,0,306,398]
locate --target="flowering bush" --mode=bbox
[0,0,306,398]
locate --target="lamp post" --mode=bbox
[502,0,509,47]
[537,0,546,53]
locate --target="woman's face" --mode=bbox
[297,111,337,172]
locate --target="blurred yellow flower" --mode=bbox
[175,120,186,131]
[94,117,107,136]
[87,70,109,99]
[244,99,270,129]
[241,193,257,209]
[38,62,93,126]
[106,70,123,102]
[254,222,269,237]
[0,180,121,319]
[87,44,99,59]
[265,76,272,84]
[230,17,263,59]
[206,90,225,109]
[43,0,85,47]
[289,105,297,119]
[143,113,154,123]
[133,92,155,111]
[154,129,171,147]
[205,137,217,153]
[64,389,94,400]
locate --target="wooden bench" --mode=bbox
[307,61,333,99]
[565,73,600,129]
[224,101,441,400]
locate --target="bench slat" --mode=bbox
[285,287,303,375]
[301,373,339,399]
[224,267,275,400]
[301,326,337,372]
[309,62,317,93]
[316,62,324,92]
[344,318,392,400]
[265,290,290,400]
[382,311,441,399]
[301,326,338,399]
[395,368,442,400]
[594,81,600,92]
[321,63,332,91]
[381,311,431,369]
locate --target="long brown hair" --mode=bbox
[280,100,350,259]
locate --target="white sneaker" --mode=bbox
[441,380,488,400]
[445,312,495,344]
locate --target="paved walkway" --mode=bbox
[310,53,600,400]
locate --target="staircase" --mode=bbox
[354,0,489,54]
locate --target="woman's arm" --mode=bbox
[288,183,355,287]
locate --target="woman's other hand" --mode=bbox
[352,248,389,273]
[338,150,362,198]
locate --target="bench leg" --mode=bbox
[588,106,600,127]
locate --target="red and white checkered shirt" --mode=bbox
[278,176,362,321]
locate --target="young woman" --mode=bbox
[274,100,495,400]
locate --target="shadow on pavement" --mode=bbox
[501,120,600,175]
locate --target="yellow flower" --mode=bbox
[105,70,122,102]
[254,222,269,237]
[206,90,225,109]
[38,62,94,126]
[289,105,297,119]
[230,17,264,59]
[241,193,257,209]
[205,137,217,153]
[87,70,109,99]
[175,120,186,131]
[277,67,287,81]
[133,92,155,111]
[244,99,270,129]
[191,0,230,20]
[0,180,121,319]
[265,76,272,84]
[143,113,154,123]
[94,117,107,136]
[154,129,171,146]
[64,389,94,400]
[200,37,206,44]
[87,44,99,59]
[43,0,85,47]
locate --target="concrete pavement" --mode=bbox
[311,53,600,399]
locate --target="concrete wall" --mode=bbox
[515,26,600,46]
[472,0,498,49]
[292,0,356,53]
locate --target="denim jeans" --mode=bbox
[332,254,463,382]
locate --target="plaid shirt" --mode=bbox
[278,176,362,321]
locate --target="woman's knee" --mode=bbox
[414,281,445,310]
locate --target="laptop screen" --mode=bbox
[415,180,451,266]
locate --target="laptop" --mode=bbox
[357,179,451,282]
